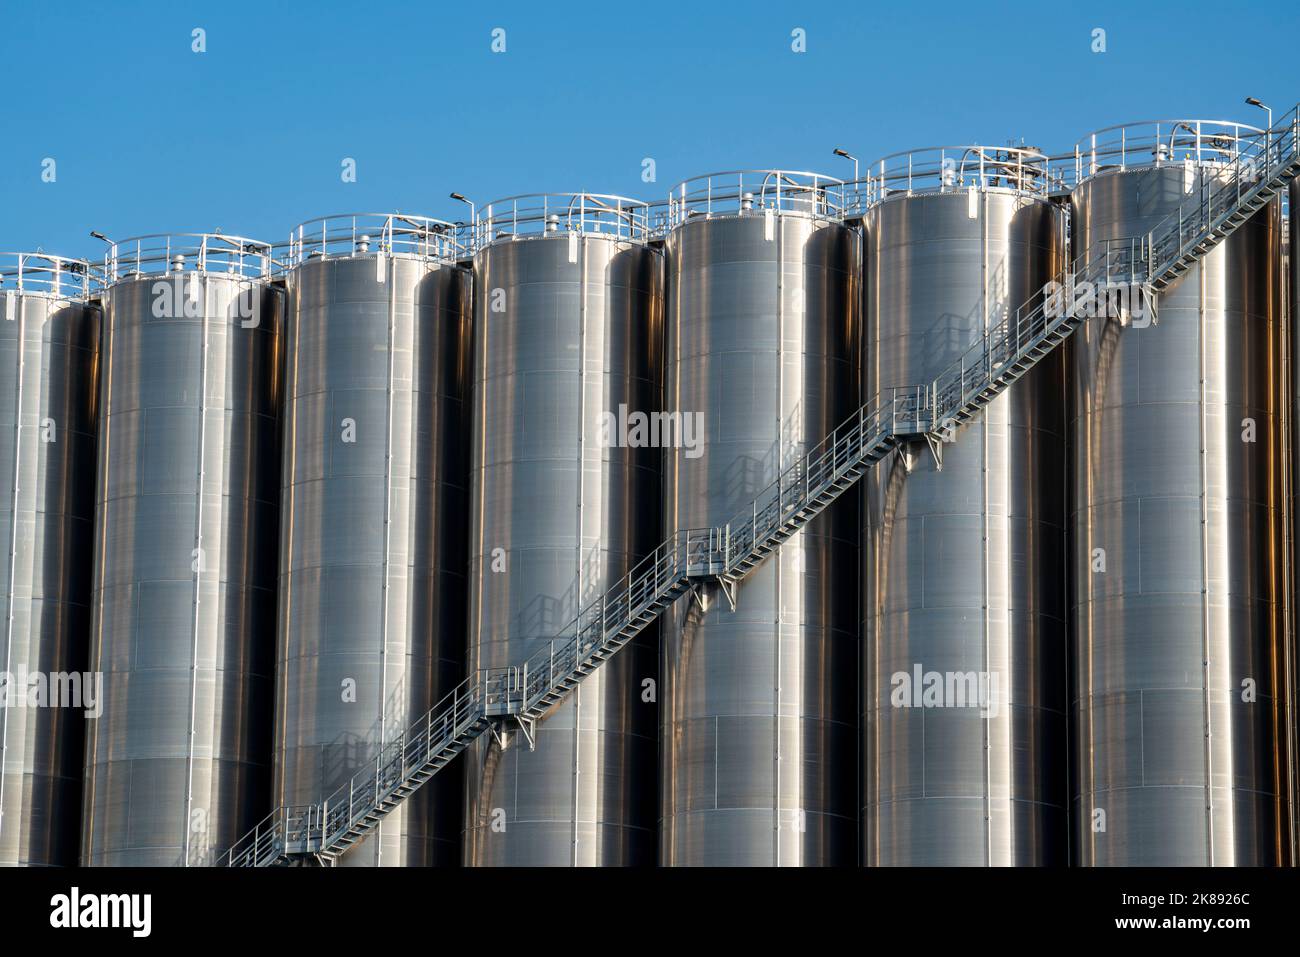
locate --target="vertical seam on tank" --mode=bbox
[183,275,211,867]
[1198,247,1214,865]
[1282,217,1299,864]
[774,213,784,867]
[467,255,482,861]
[86,291,113,862]
[279,274,299,822]
[0,294,26,851]
[378,253,396,866]
[981,190,993,868]
[573,235,587,867]
[1267,208,1287,863]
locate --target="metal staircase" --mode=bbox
[218,106,1300,868]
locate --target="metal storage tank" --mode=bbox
[860,148,1067,866]
[274,214,470,866]
[0,254,100,867]
[464,194,661,866]
[661,171,858,865]
[82,234,282,866]
[1071,121,1288,865]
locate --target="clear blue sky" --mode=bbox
[2,0,1297,259]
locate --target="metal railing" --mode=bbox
[859,145,1052,208]
[104,232,274,283]
[218,101,1300,868]
[289,213,464,265]
[1137,107,1300,282]
[667,170,845,227]
[0,252,97,299]
[474,193,650,247]
[1073,118,1266,180]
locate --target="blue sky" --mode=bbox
[2,0,1297,259]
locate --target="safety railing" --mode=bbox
[0,252,97,299]
[860,145,1051,207]
[1138,106,1300,279]
[667,170,845,227]
[474,193,650,247]
[720,387,929,566]
[103,232,274,283]
[288,213,464,265]
[1073,118,1266,180]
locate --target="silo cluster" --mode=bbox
[1,111,1297,868]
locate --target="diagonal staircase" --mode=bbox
[218,105,1300,867]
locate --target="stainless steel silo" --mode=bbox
[1071,121,1288,865]
[274,214,470,866]
[82,234,282,866]
[661,171,858,866]
[464,194,661,866]
[0,254,100,867]
[860,148,1067,866]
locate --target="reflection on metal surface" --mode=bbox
[82,248,282,866]
[1292,176,1300,864]
[0,255,100,866]
[862,180,1067,866]
[1071,161,1288,865]
[661,186,858,866]
[275,223,471,866]
[463,203,662,866]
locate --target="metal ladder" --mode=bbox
[219,106,1300,868]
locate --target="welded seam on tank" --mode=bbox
[1197,250,1215,865]
[0,296,26,852]
[183,276,212,867]
[1267,220,1288,863]
[573,236,587,867]
[980,191,993,868]
[378,253,397,866]
[1290,189,1300,864]
[1284,212,1300,864]
[773,213,785,867]
[85,292,115,862]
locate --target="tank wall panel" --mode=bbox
[0,294,100,866]
[463,235,662,866]
[661,213,859,866]
[275,255,471,866]
[82,275,282,866]
[862,191,1068,865]
[1071,166,1287,865]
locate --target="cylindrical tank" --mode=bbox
[1071,121,1288,865]
[463,194,662,865]
[0,254,100,866]
[860,148,1067,866]
[274,214,471,866]
[661,171,858,865]
[82,234,283,866]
